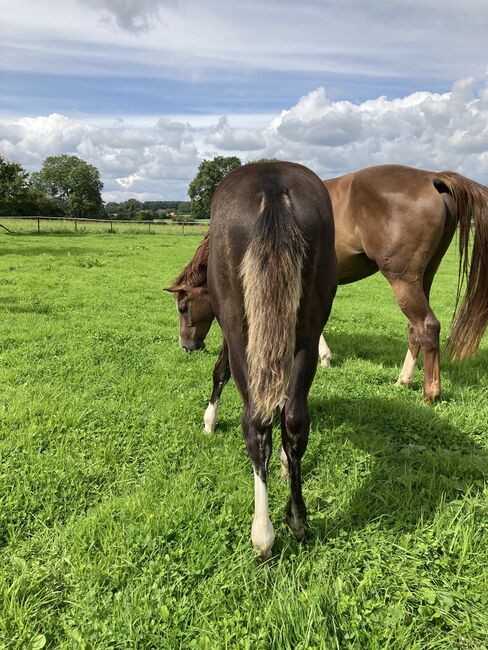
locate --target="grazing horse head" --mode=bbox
[165,234,215,351]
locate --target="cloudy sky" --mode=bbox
[1,0,488,201]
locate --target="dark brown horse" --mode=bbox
[168,161,337,558]
[168,164,488,416]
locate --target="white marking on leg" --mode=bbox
[287,500,305,539]
[396,349,417,386]
[279,446,289,480]
[251,471,275,560]
[319,335,332,368]
[204,400,219,434]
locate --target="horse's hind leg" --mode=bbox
[395,272,436,387]
[204,339,230,433]
[281,338,319,540]
[290,331,329,476]
[395,208,455,395]
[246,413,274,559]
[389,278,441,401]
[225,336,275,559]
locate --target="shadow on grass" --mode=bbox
[0,296,51,314]
[0,231,105,257]
[441,351,488,388]
[325,331,407,368]
[0,247,100,258]
[324,331,488,389]
[303,395,487,543]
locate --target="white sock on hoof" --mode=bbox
[204,401,219,434]
[396,349,417,386]
[251,471,275,559]
[279,446,289,480]
[319,335,332,368]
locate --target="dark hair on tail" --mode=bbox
[435,172,488,359]
[240,191,306,423]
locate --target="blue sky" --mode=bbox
[1,0,488,199]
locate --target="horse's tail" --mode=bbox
[435,171,488,359]
[240,191,307,423]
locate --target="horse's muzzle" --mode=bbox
[180,339,206,352]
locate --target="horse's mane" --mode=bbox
[168,233,209,290]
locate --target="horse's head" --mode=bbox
[166,233,214,351]
[165,283,214,351]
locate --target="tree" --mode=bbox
[32,155,104,218]
[188,156,241,218]
[0,155,29,215]
[105,201,120,216]
[135,209,153,221]
[20,185,65,217]
[177,201,191,215]
[120,198,142,220]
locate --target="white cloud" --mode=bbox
[2,75,488,201]
[156,118,194,150]
[205,117,265,151]
[82,0,175,33]
[274,89,363,146]
[0,113,199,200]
[258,76,488,180]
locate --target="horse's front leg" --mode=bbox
[204,338,230,433]
[319,334,332,367]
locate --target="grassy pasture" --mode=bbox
[0,231,487,649]
[0,218,208,238]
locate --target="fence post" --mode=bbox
[110,220,114,233]
[37,218,40,234]
[181,223,184,235]
[75,219,78,233]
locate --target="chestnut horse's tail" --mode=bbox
[435,171,488,359]
[240,191,306,423]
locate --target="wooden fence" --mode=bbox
[0,216,209,236]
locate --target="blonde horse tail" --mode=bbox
[240,191,306,423]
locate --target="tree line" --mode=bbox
[0,152,272,220]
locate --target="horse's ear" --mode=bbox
[164,284,187,294]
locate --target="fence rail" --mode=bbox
[0,216,209,236]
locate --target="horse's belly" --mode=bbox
[337,250,378,285]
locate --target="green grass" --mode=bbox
[0,218,208,237]
[0,231,487,649]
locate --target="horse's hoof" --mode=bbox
[285,505,307,542]
[423,393,441,404]
[292,527,306,543]
[395,378,411,387]
[258,547,273,562]
[320,357,331,368]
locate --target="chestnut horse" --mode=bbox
[168,161,337,558]
[167,165,488,426]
